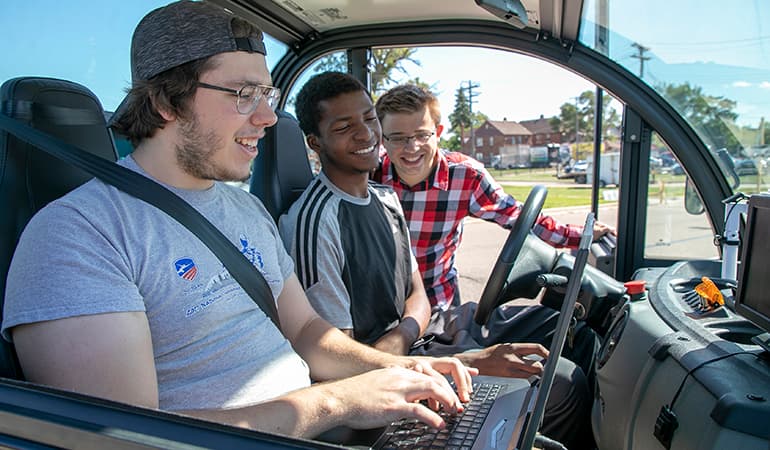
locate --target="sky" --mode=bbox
[386,48,595,126]
[2,0,768,131]
[0,0,595,131]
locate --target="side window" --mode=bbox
[644,132,718,260]
[271,42,749,293]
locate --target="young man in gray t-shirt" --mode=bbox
[2,0,476,440]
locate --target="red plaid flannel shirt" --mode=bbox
[373,149,583,309]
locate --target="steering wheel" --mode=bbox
[473,185,548,325]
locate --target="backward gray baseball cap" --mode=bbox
[132,0,265,82]
[109,0,266,127]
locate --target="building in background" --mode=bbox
[465,116,564,168]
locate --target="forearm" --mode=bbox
[179,384,345,439]
[373,317,421,355]
[373,282,431,355]
[184,366,468,438]
[292,316,401,380]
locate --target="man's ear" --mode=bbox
[150,92,176,122]
[306,134,322,155]
[435,124,445,138]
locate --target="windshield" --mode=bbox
[579,0,770,194]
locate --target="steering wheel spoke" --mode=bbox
[474,185,552,325]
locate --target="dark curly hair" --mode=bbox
[295,71,369,136]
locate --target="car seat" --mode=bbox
[0,77,118,380]
[250,109,313,222]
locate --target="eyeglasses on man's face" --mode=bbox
[382,131,435,148]
[196,82,281,114]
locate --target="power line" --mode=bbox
[646,35,770,46]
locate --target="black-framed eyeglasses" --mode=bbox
[196,82,281,114]
[382,131,435,147]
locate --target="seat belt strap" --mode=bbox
[0,112,281,330]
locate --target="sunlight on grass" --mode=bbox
[502,185,608,208]
[490,167,560,183]
[492,167,696,208]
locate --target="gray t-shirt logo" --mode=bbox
[174,257,198,281]
[239,234,263,267]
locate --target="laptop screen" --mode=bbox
[514,212,595,450]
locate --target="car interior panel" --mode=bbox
[250,109,314,222]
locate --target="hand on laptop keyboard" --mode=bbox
[401,355,478,403]
[330,366,468,431]
[376,381,503,449]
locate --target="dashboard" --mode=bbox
[592,259,770,449]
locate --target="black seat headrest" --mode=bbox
[0,76,118,379]
[250,109,313,222]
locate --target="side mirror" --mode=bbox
[684,178,705,215]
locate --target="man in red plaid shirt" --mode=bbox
[372,84,615,310]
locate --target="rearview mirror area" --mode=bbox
[475,0,529,29]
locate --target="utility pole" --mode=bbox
[572,96,581,160]
[631,42,651,79]
[464,80,480,158]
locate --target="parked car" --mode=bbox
[572,159,589,173]
[570,160,589,183]
[734,158,758,176]
[1,1,769,449]
[670,162,685,175]
[659,153,677,167]
[491,154,512,170]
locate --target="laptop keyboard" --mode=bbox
[376,382,502,449]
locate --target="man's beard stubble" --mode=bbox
[175,113,250,183]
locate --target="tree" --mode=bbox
[552,89,621,159]
[369,48,420,96]
[579,90,621,141]
[313,48,420,98]
[440,134,463,152]
[550,103,579,141]
[449,87,472,146]
[659,82,741,153]
[471,111,489,130]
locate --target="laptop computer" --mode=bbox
[370,212,596,450]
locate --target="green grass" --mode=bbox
[501,181,685,209]
[491,166,764,208]
[490,166,695,208]
[489,167,561,183]
[501,185,607,209]
[492,167,689,184]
